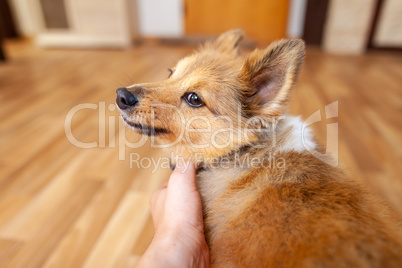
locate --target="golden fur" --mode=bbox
[117,29,402,267]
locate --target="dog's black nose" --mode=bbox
[116,87,138,109]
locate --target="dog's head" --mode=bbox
[116,29,305,163]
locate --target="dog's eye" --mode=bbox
[184,92,204,107]
[168,68,174,78]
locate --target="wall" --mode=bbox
[136,0,183,37]
[8,0,43,36]
[287,0,307,38]
[373,0,402,47]
[323,0,376,54]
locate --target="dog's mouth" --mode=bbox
[121,115,170,136]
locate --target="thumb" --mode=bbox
[168,158,197,192]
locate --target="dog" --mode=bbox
[116,30,402,267]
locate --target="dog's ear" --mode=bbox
[241,39,305,118]
[213,29,244,54]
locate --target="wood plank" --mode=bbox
[82,191,151,268]
[42,159,144,267]
[3,179,102,268]
[0,239,23,267]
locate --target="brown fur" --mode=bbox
[117,29,402,267]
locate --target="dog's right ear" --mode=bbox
[213,29,244,54]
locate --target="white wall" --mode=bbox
[323,0,376,54]
[9,0,44,36]
[136,0,183,37]
[374,0,402,47]
[287,0,307,38]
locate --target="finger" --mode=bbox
[150,187,167,226]
[168,158,197,192]
[149,183,167,209]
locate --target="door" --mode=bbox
[184,0,289,44]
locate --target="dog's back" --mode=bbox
[199,151,402,267]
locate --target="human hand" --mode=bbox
[137,159,209,268]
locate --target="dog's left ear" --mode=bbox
[241,39,305,118]
[213,29,244,54]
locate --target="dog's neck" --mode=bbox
[274,115,317,153]
[169,115,316,172]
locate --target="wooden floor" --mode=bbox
[0,39,401,267]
